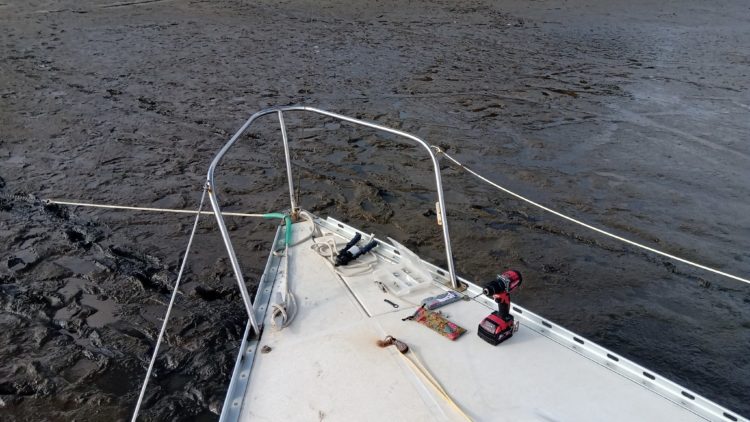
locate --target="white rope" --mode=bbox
[269,212,322,330]
[285,210,318,248]
[270,254,298,330]
[45,199,265,218]
[311,234,379,277]
[271,230,297,330]
[131,186,207,421]
[435,147,750,286]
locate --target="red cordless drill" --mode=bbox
[477,270,523,345]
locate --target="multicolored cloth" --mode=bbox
[411,306,466,341]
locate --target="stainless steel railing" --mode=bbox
[206,106,459,334]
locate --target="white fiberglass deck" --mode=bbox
[223,216,743,422]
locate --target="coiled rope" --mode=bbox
[131,185,207,421]
[433,147,750,286]
[311,234,380,277]
[267,213,299,330]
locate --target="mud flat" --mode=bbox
[1,0,749,419]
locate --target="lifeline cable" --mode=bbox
[433,147,750,286]
[131,186,207,421]
[45,199,265,218]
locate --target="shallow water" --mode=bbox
[1,0,749,420]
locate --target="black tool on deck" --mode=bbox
[477,269,523,345]
[335,233,378,266]
[384,299,399,308]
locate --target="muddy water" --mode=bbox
[1,0,749,420]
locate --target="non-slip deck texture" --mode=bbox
[239,223,707,421]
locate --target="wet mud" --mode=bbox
[1,0,749,420]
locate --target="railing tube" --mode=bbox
[207,106,461,319]
[286,106,459,289]
[278,111,298,216]
[207,186,260,335]
[206,109,277,335]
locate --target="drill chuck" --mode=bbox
[482,269,523,296]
